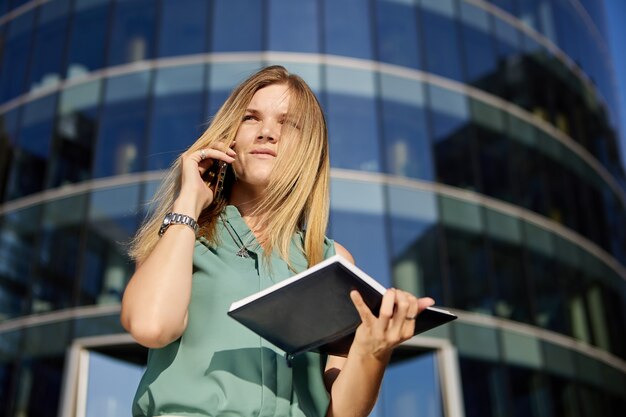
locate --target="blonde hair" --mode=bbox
[129,66,330,268]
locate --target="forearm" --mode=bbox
[326,350,391,417]
[121,198,199,347]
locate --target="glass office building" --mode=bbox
[0,0,624,415]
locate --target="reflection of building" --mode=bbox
[0,0,625,416]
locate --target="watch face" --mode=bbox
[163,215,171,226]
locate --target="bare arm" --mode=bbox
[120,146,235,348]
[324,243,434,417]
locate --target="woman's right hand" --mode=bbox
[176,143,236,218]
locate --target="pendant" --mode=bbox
[236,246,251,258]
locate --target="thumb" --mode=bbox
[350,290,375,326]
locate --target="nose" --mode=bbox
[258,120,280,142]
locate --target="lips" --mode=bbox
[250,148,277,157]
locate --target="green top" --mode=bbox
[133,206,336,417]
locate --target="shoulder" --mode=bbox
[333,241,355,264]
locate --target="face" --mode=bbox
[232,83,292,189]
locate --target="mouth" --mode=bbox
[250,148,277,158]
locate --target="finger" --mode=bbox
[350,290,375,327]
[387,290,411,336]
[417,297,435,313]
[191,148,235,168]
[401,294,420,339]
[376,288,396,333]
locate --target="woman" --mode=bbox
[121,66,434,417]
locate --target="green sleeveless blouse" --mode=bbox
[132,206,335,417]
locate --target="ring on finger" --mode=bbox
[200,149,206,160]
[405,315,417,320]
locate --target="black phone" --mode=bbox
[203,160,228,201]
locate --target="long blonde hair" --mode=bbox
[129,66,330,267]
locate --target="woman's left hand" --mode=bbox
[348,289,435,362]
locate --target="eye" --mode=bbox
[242,114,256,122]
[280,117,301,130]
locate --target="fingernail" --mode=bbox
[227,149,236,157]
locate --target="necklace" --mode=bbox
[220,215,254,258]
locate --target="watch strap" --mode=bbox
[159,212,199,237]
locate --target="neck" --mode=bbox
[229,182,268,233]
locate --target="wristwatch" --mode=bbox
[158,212,199,237]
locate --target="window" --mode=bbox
[158,0,208,57]
[107,0,156,65]
[323,0,373,59]
[0,10,35,102]
[420,0,463,81]
[268,0,319,52]
[211,0,263,52]
[375,0,422,69]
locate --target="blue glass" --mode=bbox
[35,194,87,312]
[17,357,65,417]
[329,179,391,287]
[206,61,263,117]
[158,0,208,57]
[324,66,380,172]
[380,75,433,180]
[0,107,20,200]
[494,17,521,60]
[375,0,422,69]
[148,64,206,170]
[211,0,263,52]
[5,94,57,200]
[518,0,542,32]
[0,11,35,102]
[25,0,70,93]
[93,71,151,178]
[380,352,443,416]
[489,0,516,15]
[50,80,102,188]
[459,2,498,90]
[65,0,111,79]
[460,357,508,417]
[80,184,139,305]
[428,85,469,141]
[420,0,463,81]
[323,0,373,59]
[107,0,157,65]
[268,0,319,52]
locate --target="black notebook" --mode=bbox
[227,255,457,357]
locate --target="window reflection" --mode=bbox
[268,0,319,52]
[420,0,463,81]
[380,75,433,180]
[25,0,70,93]
[93,72,151,178]
[65,0,111,79]
[80,184,139,306]
[0,10,35,102]
[323,0,373,59]
[211,0,263,52]
[5,94,57,201]
[0,108,20,201]
[148,65,206,170]
[325,67,380,172]
[14,356,65,417]
[158,0,208,57]
[459,357,507,417]
[207,62,263,117]
[50,80,102,188]
[0,206,40,319]
[459,2,498,92]
[375,0,422,69]
[0,330,21,416]
[107,0,156,65]
[33,195,87,313]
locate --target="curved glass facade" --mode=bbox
[0,0,625,416]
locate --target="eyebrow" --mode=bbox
[244,108,288,118]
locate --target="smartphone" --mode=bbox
[203,160,228,201]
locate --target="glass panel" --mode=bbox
[107,0,157,65]
[323,0,373,59]
[380,74,433,180]
[388,187,442,302]
[375,0,422,69]
[501,331,542,369]
[80,184,140,305]
[25,0,70,93]
[14,356,65,417]
[459,2,497,91]
[158,0,208,57]
[420,0,463,81]
[5,94,57,200]
[0,107,20,200]
[207,61,263,117]
[83,351,145,417]
[73,314,127,338]
[65,0,111,79]
[329,179,390,287]
[0,10,35,102]
[147,64,206,170]
[373,350,443,417]
[267,0,319,53]
[507,365,550,417]
[544,373,580,417]
[455,323,500,361]
[459,357,508,417]
[0,206,41,319]
[33,194,87,313]
[50,79,102,188]
[325,66,380,172]
[429,85,475,190]
[0,329,21,415]
[93,71,151,178]
[211,0,263,52]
